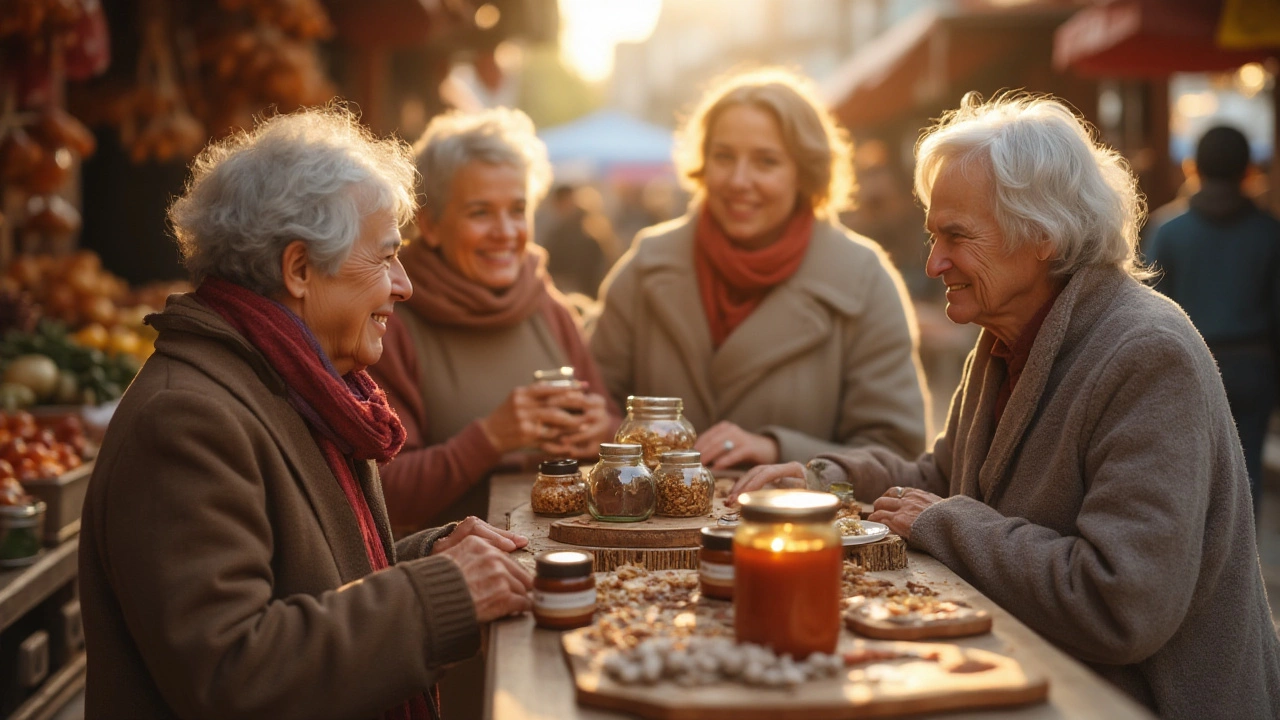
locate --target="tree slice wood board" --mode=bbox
[844,534,907,571]
[562,634,1048,720]
[845,599,992,641]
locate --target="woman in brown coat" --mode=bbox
[78,106,532,720]
[731,94,1280,718]
[370,108,619,534]
[590,67,927,469]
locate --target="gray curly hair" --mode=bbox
[169,103,418,295]
[915,92,1150,280]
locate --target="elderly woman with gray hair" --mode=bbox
[370,108,619,535]
[730,94,1280,718]
[79,106,533,720]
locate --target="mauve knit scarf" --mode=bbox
[194,278,430,720]
[398,240,550,328]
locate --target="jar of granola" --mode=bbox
[530,459,587,517]
[653,450,714,517]
[586,443,656,522]
[614,396,696,469]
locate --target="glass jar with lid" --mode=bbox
[586,443,656,522]
[653,449,714,517]
[699,526,735,601]
[532,550,596,630]
[530,459,587,517]
[532,366,581,389]
[614,396,696,469]
[734,489,842,658]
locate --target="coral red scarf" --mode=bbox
[694,204,814,347]
[195,277,430,720]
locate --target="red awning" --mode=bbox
[1053,0,1275,77]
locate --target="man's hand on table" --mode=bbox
[868,487,943,540]
[696,421,780,470]
[432,516,529,554]
[436,534,534,622]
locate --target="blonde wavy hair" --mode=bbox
[673,66,856,220]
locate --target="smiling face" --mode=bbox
[702,104,800,250]
[303,209,411,374]
[924,160,1058,345]
[420,161,528,291]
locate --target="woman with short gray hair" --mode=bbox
[731,93,1280,718]
[80,104,534,720]
[370,107,619,541]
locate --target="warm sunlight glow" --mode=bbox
[558,0,663,82]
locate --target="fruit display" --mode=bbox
[0,411,87,486]
[0,320,141,408]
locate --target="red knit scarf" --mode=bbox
[194,278,430,720]
[694,204,814,347]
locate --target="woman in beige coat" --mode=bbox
[731,94,1280,718]
[590,67,927,468]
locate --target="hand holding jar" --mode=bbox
[531,367,617,457]
[478,383,585,453]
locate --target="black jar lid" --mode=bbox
[739,489,839,523]
[535,550,594,578]
[538,459,580,476]
[700,526,735,551]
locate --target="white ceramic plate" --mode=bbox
[841,520,890,546]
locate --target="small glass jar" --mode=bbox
[614,396,696,469]
[532,550,596,630]
[586,443,656,522]
[699,526,734,601]
[531,459,587,517]
[653,450,714,517]
[734,489,842,659]
[0,500,45,568]
[532,366,581,389]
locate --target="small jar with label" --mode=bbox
[698,526,734,601]
[653,450,714,517]
[586,443,656,522]
[614,396,696,469]
[531,459,587,516]
[532,550,596,630]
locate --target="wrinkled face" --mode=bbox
[421,161,528,291]
[924,161,1055,342]
[702,104,800,249]
[305,210,411,374]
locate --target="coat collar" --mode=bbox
[633,212,873,415]
[970,264,1132,503]
[149,294,397,577]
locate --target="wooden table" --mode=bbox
[483,473,1155,720]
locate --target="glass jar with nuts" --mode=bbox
[531,459,587,516]
[653,449,714,517]
[614,396,696,469]
[587,443,656,522]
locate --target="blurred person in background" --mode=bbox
[370,108,620,536]
[538,183,620,298]
[1148,125,1280,518]
[730,95,1280,719]
[590,67,928,469]
[80,106,533,720]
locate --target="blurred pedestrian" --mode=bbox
[1148,125,1280,517]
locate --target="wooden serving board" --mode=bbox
[845,600,992,641]
[562,634,1048,720]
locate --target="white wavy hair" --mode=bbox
[169,103,418,295]
[914,93,1150,279]
[413,107,552,223]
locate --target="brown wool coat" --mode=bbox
[815,264,1280,718]
[78,295,479,720]
[590,213,928,462]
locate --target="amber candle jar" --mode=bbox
[699,526,735,601]
[734,490,841,658]
[532,550,596,630]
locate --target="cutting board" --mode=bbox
[845,600,993,641]
[562,634,1048,720]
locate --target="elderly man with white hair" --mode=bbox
[730,93,1280,718]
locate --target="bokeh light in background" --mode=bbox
[558,0,663,82]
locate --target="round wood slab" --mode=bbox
[548,512,720,548]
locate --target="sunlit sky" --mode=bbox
[558,0,664,82]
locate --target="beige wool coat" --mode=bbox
[79,295,479,720]
[589,213,928,462]
[813,264,1280,718]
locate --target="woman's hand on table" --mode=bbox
[695,421,779,470]
[725,461,807,505]
[480,385,585,453]
[539,389,613,457]
[867,487,943,540]
[435,534,534,622]
[432,516,528,554]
